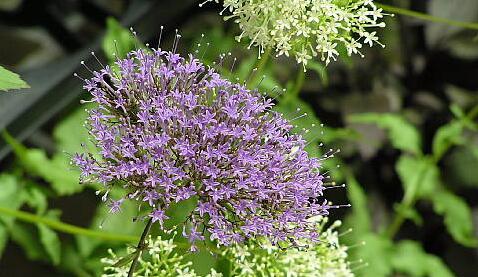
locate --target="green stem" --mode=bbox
[378,3,478,30]
[0,206,137,242]
[385,105,478,238]
[128,218,153,277]
[384,161,428,239]
[290,69,305,97]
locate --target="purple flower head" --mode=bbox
[74,47,332,246]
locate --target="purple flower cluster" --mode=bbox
[74,48,330,248]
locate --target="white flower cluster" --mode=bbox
[223,216,354,277]
[202,0,386,67]
[102,217,352,277]
[101,235,221,277]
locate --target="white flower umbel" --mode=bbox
[101,235,221,277]
[223,216,354,277]
[202,0,387,67]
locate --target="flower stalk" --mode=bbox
[128,218,154,277]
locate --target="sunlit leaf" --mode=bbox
[0,65,30,92]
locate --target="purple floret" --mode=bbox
[75,48,330,247]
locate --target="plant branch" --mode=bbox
[378,3,478,30]
[128,218,154,277]
[0,206,137,242]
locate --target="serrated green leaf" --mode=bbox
[10,222,47,261]
[38,224,61,265]
[349,113,422,155]
[102,17,137,63]
[432,121,464,160]
[37,210,62,265]
[24,186,48,215]
[431,190,477,247]
[0,65,30,92]
[396,155,439,200]
[3,132,83,195]
[391,240,454,277]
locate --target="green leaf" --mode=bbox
[396,155,439,200]
[307,60,329,86]
[432,121,464,160]
[349,113,422,155]
[353,233,394,277]
[450,104,465,119]
[394,203,423,226]
[102,17,137,63]
[38,224,61,265]
[24,185,48,215]
[274,95,357,155]
[0,65,30,92]
[76,195,142,258]
[0,174,26,227]
[345,175,371,235]
[38,210,62,265]
[391,240,454,277]
[23,149,81,195]
[0,223,7,258]
[10,222,47,261]
[53,104,97,155]
[3,132,83,195]
[431,190,477,247]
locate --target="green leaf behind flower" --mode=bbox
[391,240,454,277]
[349,113,422,155]
[102,17,138,63]
[0,65,30,92]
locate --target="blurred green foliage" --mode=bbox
[1,5,478,276]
